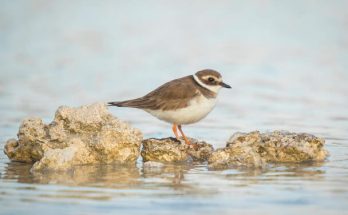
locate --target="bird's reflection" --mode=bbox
[142,163,191,186]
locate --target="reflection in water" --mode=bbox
[142,163,205,193]
[0,158,344,214]
[2,162,141,188]
[2,162,197,190]
[2,162,218,196]
[142,163,190,185]
[222,162,326,187]
[2,161,326,189]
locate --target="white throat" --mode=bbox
[193,74,221,93]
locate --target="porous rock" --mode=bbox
[4,103,143,171]
[208,131,328,169]
[141,137,214,163]
[186,138,214,162]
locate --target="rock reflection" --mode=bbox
[142,162,191,186]
[142,162,219,196]
[223,162,326,187]
[2,162,141,188]
[2,161,219,197]
[269,162,326,179]
[1,160,327,199]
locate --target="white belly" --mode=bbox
[145,96,217,125]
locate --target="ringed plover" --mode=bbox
[108,69,231,146]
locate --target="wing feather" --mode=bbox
[108,76,200,110]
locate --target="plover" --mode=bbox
[108,69,231,145]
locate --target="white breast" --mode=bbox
[145,95,217,125]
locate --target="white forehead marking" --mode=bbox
[193,74,222,93]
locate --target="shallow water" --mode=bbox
[1,1,348,214]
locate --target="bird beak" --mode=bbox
[220,82,231,89]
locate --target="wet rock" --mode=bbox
[4,118,47,163]
[141,138,189,163]
[141,137,214,163]
[208,131,328,169]
[4,103,143,171]
[186,139,214,162]
[208,145,266,169]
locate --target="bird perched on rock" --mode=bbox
[108,69,231,146]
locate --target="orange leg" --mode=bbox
[178,125,191,145]
[172,124,180,140]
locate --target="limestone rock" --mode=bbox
[4,103,143,171]
[186,139,214,162]
[141,137,214,163]
[141,138,189,163]
[208,131,328,169]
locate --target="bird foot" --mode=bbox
[175,137,199,150]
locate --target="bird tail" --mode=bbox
[107,101,129,107]
[108,98,148,108]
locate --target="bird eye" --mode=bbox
[208,77,215,82]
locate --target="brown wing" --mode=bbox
[109,76,200,111]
